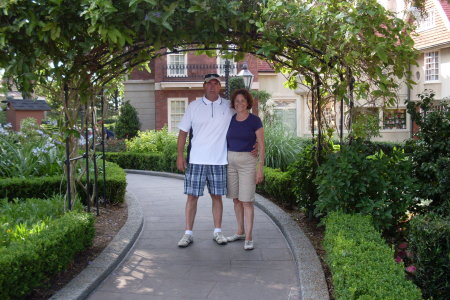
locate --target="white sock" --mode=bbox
[214,228,222,234]
[185,230,193,236]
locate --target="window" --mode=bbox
[217,56,237,76]
[168,98,187,132]
[417,10,435,31]
[425,51,439,82]
[274,100,297,135]
[167,53,187,77]
[383,109,407,130]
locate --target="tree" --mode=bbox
[0,0,422,205]
[115,101,140,139]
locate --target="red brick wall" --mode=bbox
[129,53,260,83]
[7,109,44,131]
[155,89,206,129]
[128,51,262,129]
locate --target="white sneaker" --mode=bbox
[244,240,254,250]
[178,234,193,247]
[213,232,228,245]
[226,233,246,242]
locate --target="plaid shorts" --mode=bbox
[184,164,227,196]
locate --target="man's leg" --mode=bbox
[179,164,205,248]
[185,195,199,230]
[211,194,223,229]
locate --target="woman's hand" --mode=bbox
[256,167,264,184]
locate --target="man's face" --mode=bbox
[203,79,221,100]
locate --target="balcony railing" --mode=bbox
[163,63,244,81]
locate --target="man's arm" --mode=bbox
[177,130,188,172]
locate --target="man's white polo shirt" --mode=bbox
[178,96,234,165]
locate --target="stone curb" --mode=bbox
[50,191,144,300]
[125,169,329,300]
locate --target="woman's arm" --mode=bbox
[255,127,265,184]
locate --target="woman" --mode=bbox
[226,89,265,250]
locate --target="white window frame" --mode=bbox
[273,99,297,135]
[381,108,408,131]
[424,51,439,82]
[168,98,188,132]
[167,52,187,77]
[216,56,237,76]
[417,10,435,31]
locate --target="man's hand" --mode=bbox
[177,130,188,172]
[177,155,187,172]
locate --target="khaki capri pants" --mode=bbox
[226,151,257,202]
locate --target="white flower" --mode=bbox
[4,123,12,129]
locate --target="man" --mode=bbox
[177,73,234,247]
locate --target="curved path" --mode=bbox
[86,172,326,300]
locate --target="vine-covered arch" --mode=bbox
[1,0,420,206]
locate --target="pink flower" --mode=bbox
[398,242,408,249]
[406,265,416,273]
[395,256,403,263]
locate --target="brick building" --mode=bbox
[124,52,261,132]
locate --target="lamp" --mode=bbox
[237,62,254,90]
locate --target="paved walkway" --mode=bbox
[88,173,301,300]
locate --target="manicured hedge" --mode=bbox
[0,211,95,299]
[105,152,180,173]
[408,213,450,299]
[256,167,295,208]
[324,212,422,300]
[0,161,126,204]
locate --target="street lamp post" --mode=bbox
[237,62,254,90]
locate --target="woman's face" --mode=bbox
[234,94,248,113]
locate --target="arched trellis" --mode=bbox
[1,0,419,209]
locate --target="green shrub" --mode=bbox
[125,126,177,153]
[229,76,245,95]
[407,213,450,299]
[105,151,180,173]
[406,91,450,216]
[315,141,417,232]
[0,161,126,203]
[256,167,295,208]
[0,195,83,248]
[288,141,318,217]
[264,121,304,171]
[324,212,422,300]
[0,211,94,299]
[115,101,140,139]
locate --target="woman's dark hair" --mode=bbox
[230,89,253,110]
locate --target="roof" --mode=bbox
[257,60,275,72]
[413,0,450,50]
[439,0,450,20]
[4,99,51,111]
